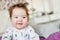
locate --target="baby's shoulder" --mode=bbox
[27,26,34,33]
[5,27,13,33]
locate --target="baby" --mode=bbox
[2,3,39,40]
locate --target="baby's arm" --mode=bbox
[2,28,12,40]
[28,26,40,40]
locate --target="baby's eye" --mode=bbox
[15,16,18,18]
[22,16,26,18]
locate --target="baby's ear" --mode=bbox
[24,2,29,6]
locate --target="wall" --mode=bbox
[29,0,60,38]
[0,10,11,36]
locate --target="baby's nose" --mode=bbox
[18,18,23,22]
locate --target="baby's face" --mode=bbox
[11,7,28,29]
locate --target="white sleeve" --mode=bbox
[2,28,12,40]
[28,26,40,40]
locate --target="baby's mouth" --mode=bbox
[17,23,23,25]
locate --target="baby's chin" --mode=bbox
[16,25,26,30]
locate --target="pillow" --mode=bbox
[46,31,60,40]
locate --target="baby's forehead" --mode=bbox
[13,15,27,17]
[13,7,26,10]
[12,8,27,15]
[13,7,26,11]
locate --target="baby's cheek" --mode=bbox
[24,22,28,26]
[11,20,17,27]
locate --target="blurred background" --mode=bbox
[0,0,60,38]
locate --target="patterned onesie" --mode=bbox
[2,25,39,40]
